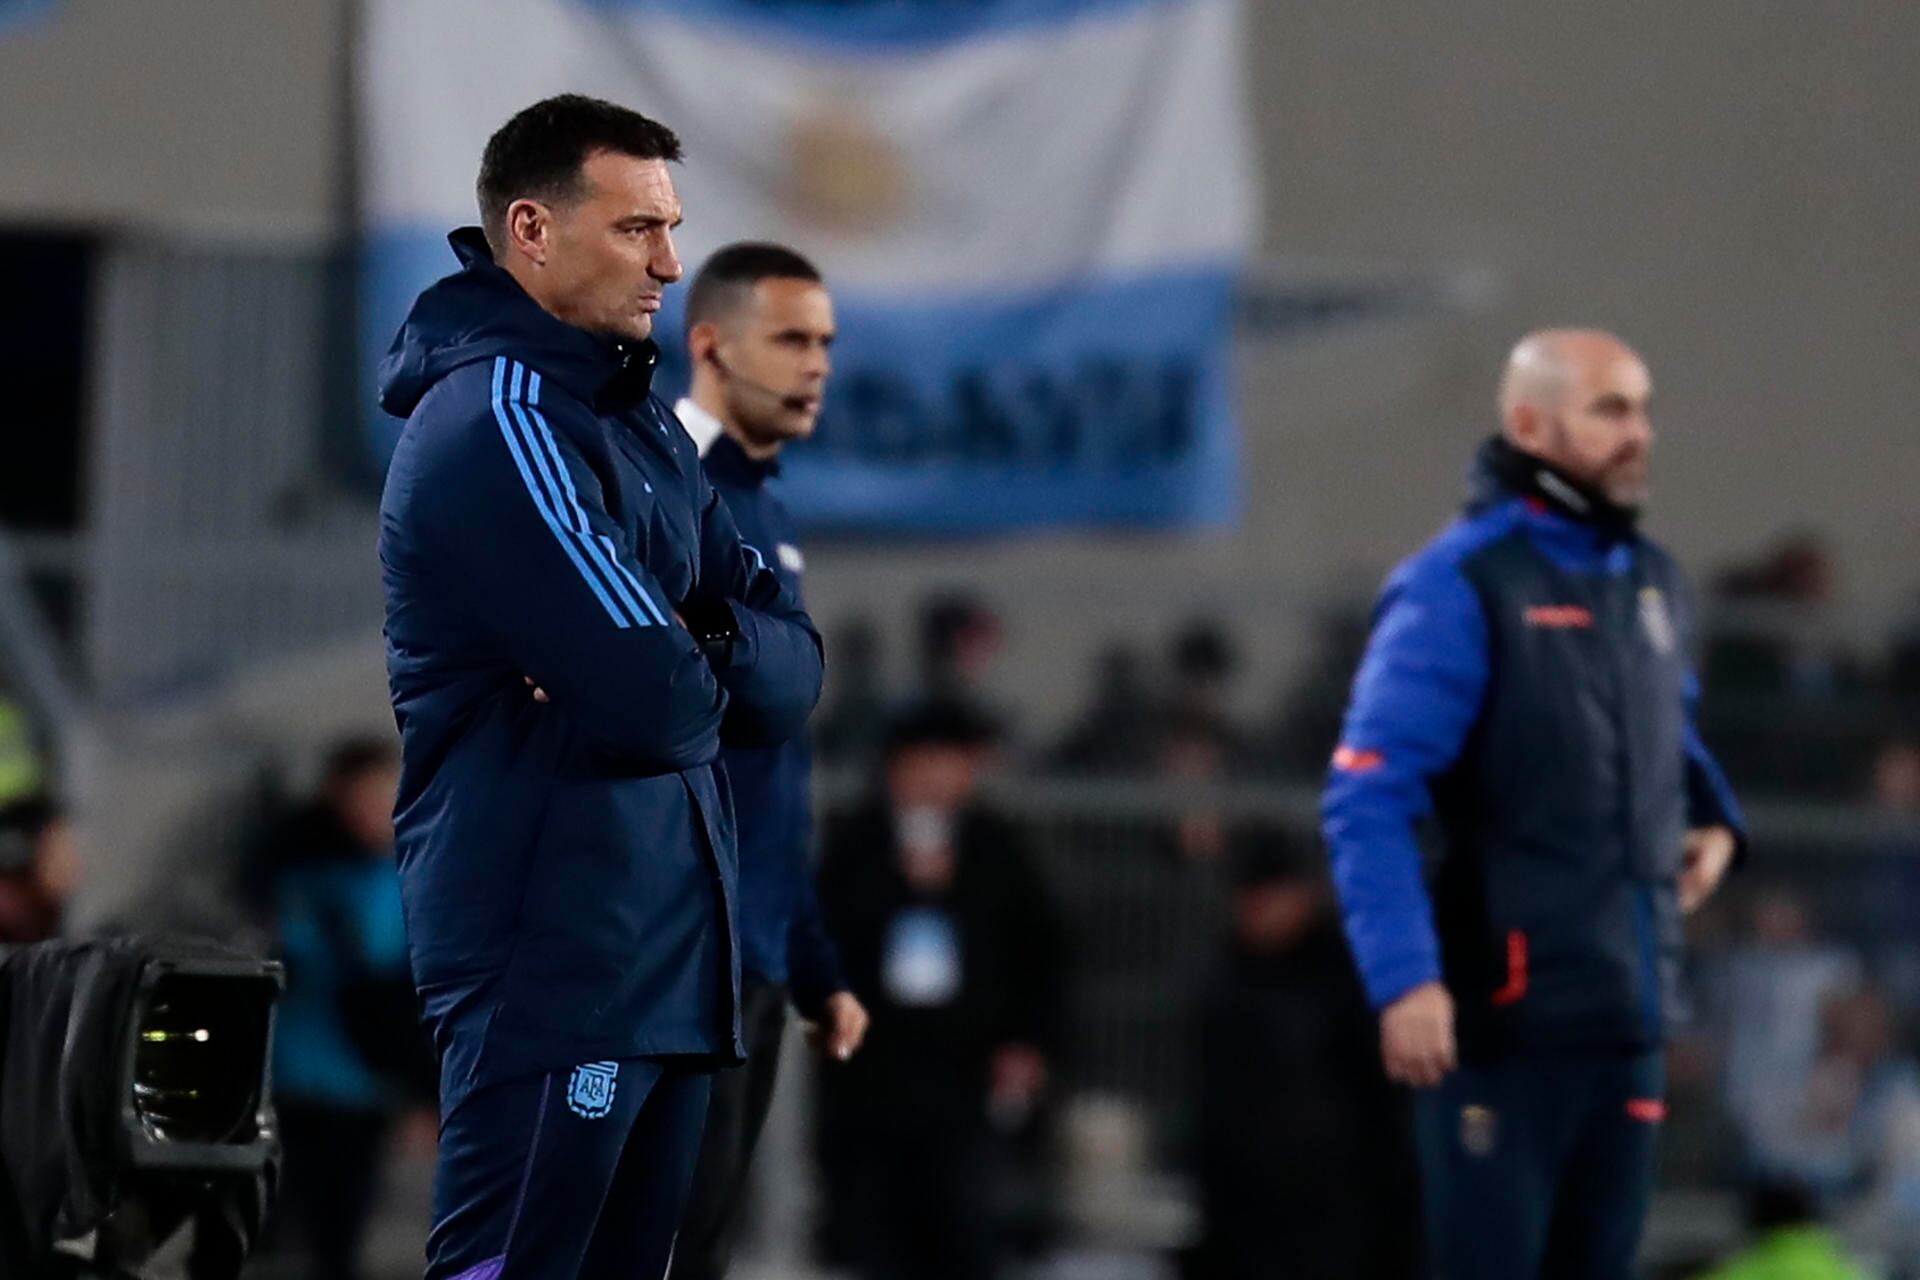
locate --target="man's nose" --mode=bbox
[652,230,684,284]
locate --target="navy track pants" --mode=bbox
[426,1058,712,1280]
[1413,1049,1664,1280]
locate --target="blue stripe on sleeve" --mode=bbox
[502,362,662,627]
[595,533,672,626]
[500,364,652,627]
[513,366,671,626]
[488,357,634,629]
[502,397,653,628]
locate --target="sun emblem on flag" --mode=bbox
[784,96,911,234]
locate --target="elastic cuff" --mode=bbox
[788,983,836,1021]
[715,598,759,672]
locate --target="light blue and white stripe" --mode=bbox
[489,356,666,628]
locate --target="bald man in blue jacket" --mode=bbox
[1324,331,1742,1280]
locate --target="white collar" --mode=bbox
[674,397,729,457]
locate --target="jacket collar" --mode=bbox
[675,396,727,456]
[703,432,782,486]
[442,227,662,411]
[1467,435,1641,543]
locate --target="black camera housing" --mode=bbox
[118,953,283,1174]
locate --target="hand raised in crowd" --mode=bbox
[1679,825,1738,913]
[805,990,871,1062]
[1381,981,1457,1088]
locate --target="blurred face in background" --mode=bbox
[330,762,401,854]
[1874,744,1920,813]
[506,151,684,343]
[886,743,980,816]
[1161,729,1225,782]
[1750,888,1813,947]
[1506,334,1656,509]
[699,278,835,449]
[1233,878,1324,954]
[34,816,80,903]
[1822,990,1894,1068]
[887,742,983,893]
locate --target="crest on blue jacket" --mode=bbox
[566,1061,619,1119]
[1639,587,1677,656]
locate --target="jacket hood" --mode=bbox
[377,227,660,418]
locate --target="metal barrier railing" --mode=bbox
[84,236,375,705]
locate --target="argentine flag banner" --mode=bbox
[361,0,1257,532]
[0,0,57,36]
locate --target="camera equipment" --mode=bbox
[0,936,283,1279]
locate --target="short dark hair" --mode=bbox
[919,591,999,668]
[0,794,62,876]
[685,242,824,329]
[884,698,1003,756]
[320,735,399,790]
[477,94,684,254]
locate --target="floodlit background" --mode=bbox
[2,2,1918,1276]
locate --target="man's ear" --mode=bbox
[505,199,552,266]
[688,320,722,367]
[1505,401,1540,451]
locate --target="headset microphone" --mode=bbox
[709,351,809,410]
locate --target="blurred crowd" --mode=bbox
[815,534,1920,811]
[799,535,1920,1276]
[3,525,1920,1277]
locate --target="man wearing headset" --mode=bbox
[670,243,869,1280]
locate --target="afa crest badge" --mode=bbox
[1460,1104,1499,1158]
[1640,587,1677,655]
[567,1061,619,1120]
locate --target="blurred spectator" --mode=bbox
[815,617,892,765]
[1876,741,1920,815]
[1716,531,1836,602]
[1717,888,1864,1179]
[0,687,46,805]
[1847,742,1920,1014]
[1889,601,1920,704]
[1187,829,1419,1280]
[1051,642,1158,774]
[1764,988,1920,1270]
[1701,531,1869,797]
[1261,602,1370,780]
[0,794,77,944]
[1163,619,1246,765]
[816,701,1063,1280]
[1707,530,1841,693]
[916,590,1006,720]
[1693,1181,1867,1280]
[263,736,427,1280]
[1156,711,1232,864]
